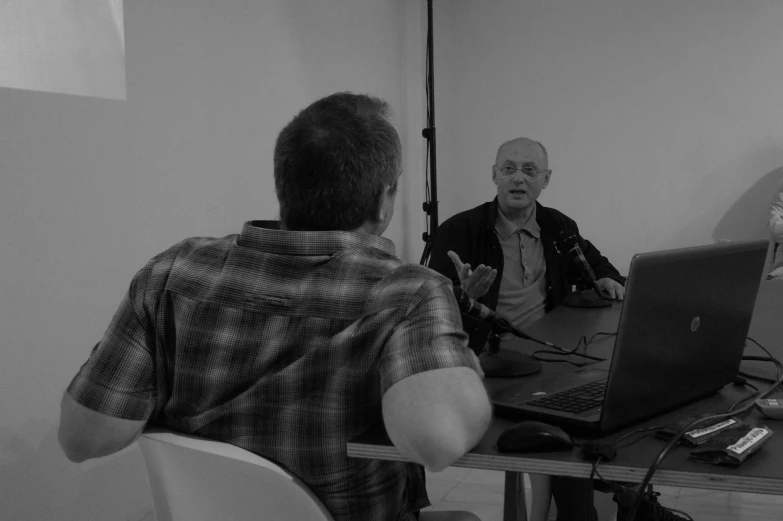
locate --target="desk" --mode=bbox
[347,281,783,520]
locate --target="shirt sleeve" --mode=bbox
[378,273,477,394]
[66,264,157,421]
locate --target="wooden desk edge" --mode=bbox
[347,443,783,496]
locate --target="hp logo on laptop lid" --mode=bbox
[690,316,701,332]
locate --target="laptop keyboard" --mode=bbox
[527,379,608,414]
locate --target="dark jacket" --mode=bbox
[429,198,626,351]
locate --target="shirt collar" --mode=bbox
[494,204,541,241]
[238,220,397,257]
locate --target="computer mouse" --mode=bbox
[496,420,575,453]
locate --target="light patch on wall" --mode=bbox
[0,0,126,100]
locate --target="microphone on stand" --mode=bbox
[452,286,527,338]
[560,231,600,289]
[559,231,613,308]
[451,285,543,377]
[452,286,560,345]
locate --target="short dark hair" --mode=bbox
[274,92,401,231]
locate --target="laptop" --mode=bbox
[491,239,769,433]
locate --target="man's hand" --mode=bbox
[447,250,497,300]
[595,277,625,300]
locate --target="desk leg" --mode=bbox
[503,471,527,521]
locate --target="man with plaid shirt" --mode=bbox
[58,92,492,521]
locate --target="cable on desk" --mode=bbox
[585,425,660,483]
[530,331,616,364]
[576,331,617,351]
[747,338,783,394]
[625,338,783,521]
[737,370,779,384]
[531,351,592,366]
[612,425,664,451]
[727,377,760,413]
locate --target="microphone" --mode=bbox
[451,285,561,356]
[559,231,607,299]
[451,285,530,339]
[451,285,544,377]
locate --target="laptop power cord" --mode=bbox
[586,428,692,521]
[625,337,782,521]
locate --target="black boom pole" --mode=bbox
[420,0,437,266]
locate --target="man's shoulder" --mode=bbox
[380,263,454,295]
[359,262,454,317]
[137,235,238,287]
[536,203,578,230]
[439,201,493,229]
[152,235,235,265]
[445,201,493,222]
[396,263,454,282]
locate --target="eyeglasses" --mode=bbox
[496,164,551,180]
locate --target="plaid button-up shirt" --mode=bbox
[67,220,476,521]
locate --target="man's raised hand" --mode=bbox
[447,250,497,301]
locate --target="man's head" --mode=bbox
[274,92,401,235]
[491,137,551,216]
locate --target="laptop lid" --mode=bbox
[598,239,768,431]
[492,240,768,432]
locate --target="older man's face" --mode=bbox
[492,139,550,215]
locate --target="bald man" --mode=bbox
[429,138,626,521]
[429,137,625,352]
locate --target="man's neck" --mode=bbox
[352,221,383,236]
[279,221,381,236]
[498,203,535,228]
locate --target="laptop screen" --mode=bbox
[600,240,768,430]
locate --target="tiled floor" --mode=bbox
[421,467,783,520]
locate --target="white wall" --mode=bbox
[0,1,423,519]
[0,0,126,99]
[435,0,783,274]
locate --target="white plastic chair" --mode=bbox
[137,427,334,521]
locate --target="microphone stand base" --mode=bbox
[479,351,542,378]
[562,289,613,308]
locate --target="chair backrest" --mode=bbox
[137,427,334,521]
